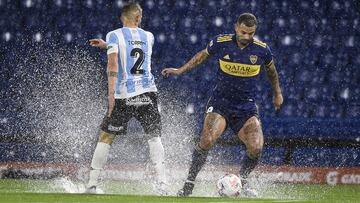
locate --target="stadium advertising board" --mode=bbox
[1,162,360,185]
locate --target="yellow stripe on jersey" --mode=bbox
[217,39,232,43]
[219,59,261,77]
[253,39,267,48]
[217,35,233,42]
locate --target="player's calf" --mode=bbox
[238,116,264,180]
[86,131,114,190]
[177,144,209,197]
[147,136,169,195]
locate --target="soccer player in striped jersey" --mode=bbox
[85,2,167,195]
[162,13,283,197]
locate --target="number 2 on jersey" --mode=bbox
[130,48,145,75]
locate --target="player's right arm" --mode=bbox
[105,32,119,117]
[107,53,118,117]
[89,39,107,49]
[162,49,210,77]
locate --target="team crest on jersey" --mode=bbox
[250,55,258,64]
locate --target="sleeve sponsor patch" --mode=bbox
[107,44,118,55]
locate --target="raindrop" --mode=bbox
[3,32,11,42]
[214,17,224,27]
[190,34,197,44]
[34,32,42,42]
[186,104,195,114]
[157,33,166,43]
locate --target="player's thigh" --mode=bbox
[135,93,162,137]
[237,116,263,149]
[199,112,227,149]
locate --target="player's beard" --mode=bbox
[240,39,249,45]
[237,36,252,46]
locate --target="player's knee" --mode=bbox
[248,145,263,159]
[200,136,215,150]
[99,130,115,145]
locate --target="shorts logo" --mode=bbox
[108,125,124,132]
[250,55,258,64]
[126,95,153,106]
[206,106,213,113]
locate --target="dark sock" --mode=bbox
[239,153,259,180]
[187,143,209,182]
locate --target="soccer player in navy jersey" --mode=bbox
[85,2,168,195]
[162,13,283,197]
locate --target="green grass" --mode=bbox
[0,179,359,203]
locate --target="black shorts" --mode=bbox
[206,96,259,133]
[100,92,161,137]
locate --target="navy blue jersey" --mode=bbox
[206,34,273,102]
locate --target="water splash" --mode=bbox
[15,41,105,163]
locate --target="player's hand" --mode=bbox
[89,39,107,49]
[107,94,115,117]
[273,93,283,111]
[161,68,182,77]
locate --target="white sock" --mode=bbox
[147,137,167,185]
[87,142,111,188]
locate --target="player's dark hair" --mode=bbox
[121,2,142,17]
[237,13,257,27]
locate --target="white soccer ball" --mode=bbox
[216,174,242,197]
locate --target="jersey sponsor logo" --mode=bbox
[126,95,153,106]
[108,125,124,132]
[219,59,260,77]
[250,55,258,64]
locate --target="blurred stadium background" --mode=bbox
[0,0,360,200]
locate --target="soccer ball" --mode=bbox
[216,174,242,197]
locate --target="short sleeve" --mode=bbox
[148,32,155,46]
[206,36,222,56]
[264,45,274,65]
[106,32,119,55]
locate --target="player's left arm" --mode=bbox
[264,60,283,110]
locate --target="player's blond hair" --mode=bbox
[121,2,142,20]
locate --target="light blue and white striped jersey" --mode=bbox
[106,27,157,99]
